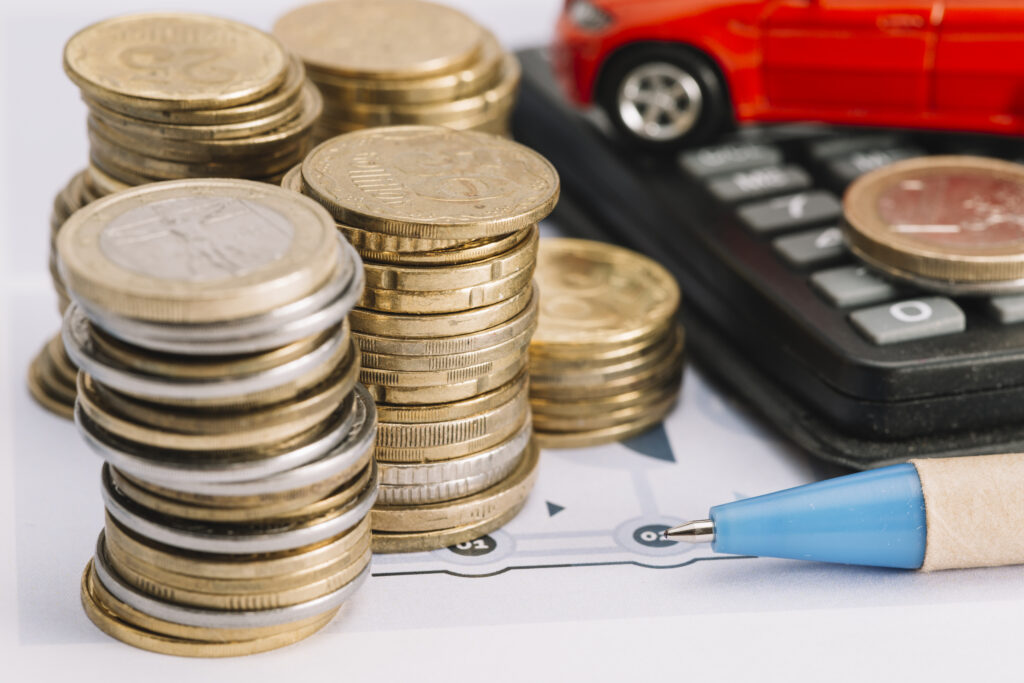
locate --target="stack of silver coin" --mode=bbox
[57,178,377,657]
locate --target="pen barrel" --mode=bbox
[710,464,927,569]
[913,453,1024,571]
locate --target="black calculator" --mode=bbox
[513,48,1024,468]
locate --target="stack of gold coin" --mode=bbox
[529,238,685,449]
[288,125,558,552]
[58,179,376,657]
[31,12,324,420]
[274,0,517,142]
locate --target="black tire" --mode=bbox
[596,43,730,152]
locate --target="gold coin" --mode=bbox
[301,126,559,239]
[274,0,484,81]
[529,319,673,364]
[530,336,685,401]
[362,226,536,291]
[530,324,683,389]
[84,84,321,162]
[77,346,357,451]
[86,68,308,142]
[535,400,677,450]
[533,385,681,432]
[530,366,682,418]
[89,322,343,380]
[371,499,525,553]
[374,408,528,464]
[360,345,522,388]
[361,324,532,372]
[372,438,538,532]
[83,56,307,126]
[46,334,80,385]
[376,383,528,451]
[140,338,355,411]
[86,162,130,195]
[350,281,533,339]
[26,347,75,419]
[82,562,338,655]
[311,30,504,106]
[105,513,371,581]
[109,458,371,522]
[532,237,680,349]
[376,369,526,423]
[352,228,532,266]
[351,284,537,355]
[365,352,526,405]
[359,265,532,314]
[107,528,370,598]
[108,537,371,611]
[326,55,519,128]
[57,179,339,324]
[87,127,307,181]
[843,155,1024,287]
[64,14,289,111]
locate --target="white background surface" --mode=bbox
[2,1,1024,681]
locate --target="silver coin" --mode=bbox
[93,533,370,629]
[74,394,357,486]
[376,451,525,505]
[140,384,378,497]
[849,240,1024,296]
[63,307,349,401]
[101,459,378,555]
[378,417,531,486]
[68,236,364,355]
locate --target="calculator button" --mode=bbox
[987,295,1024,324]
[707,165,812,203]
[810,265,899,308]
[826,147,925,186]
[679,143,783,177]
[806,134,906,160]
[737,191,842,234]
[772,226,846,268]
[849,298,965,345]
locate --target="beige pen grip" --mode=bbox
[911,453,1024,571]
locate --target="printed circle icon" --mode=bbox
[633,524,676,549]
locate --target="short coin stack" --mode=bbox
[58,179,376,657]
[291,125,559,552]
[529,238,685,449]
[274,0,518,141]
[30,13,324,420]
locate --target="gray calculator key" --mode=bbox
[810,265,898,308]
[807,134,905,160]
[988,295,1024,324]
[849,298,965,345]
[737,191,842,234]
[679,143,783,177]
[707,165,812,203]
[827,147,925,186]
[772,226,846,267]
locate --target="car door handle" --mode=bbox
[877,13,926,30]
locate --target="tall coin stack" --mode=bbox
[57,179,376,656]
[529,239,685,449]
[274,0,518,142]
[30,12,323,419]
[289,125,559,552]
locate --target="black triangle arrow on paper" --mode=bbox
[546,501,565,517]
[623,423,675,462]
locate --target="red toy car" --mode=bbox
[554,0,1024,149]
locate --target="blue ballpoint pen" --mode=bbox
[665,453,1024,571]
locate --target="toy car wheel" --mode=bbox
[598,45,728,150]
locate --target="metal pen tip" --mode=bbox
[664,519,715,543]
